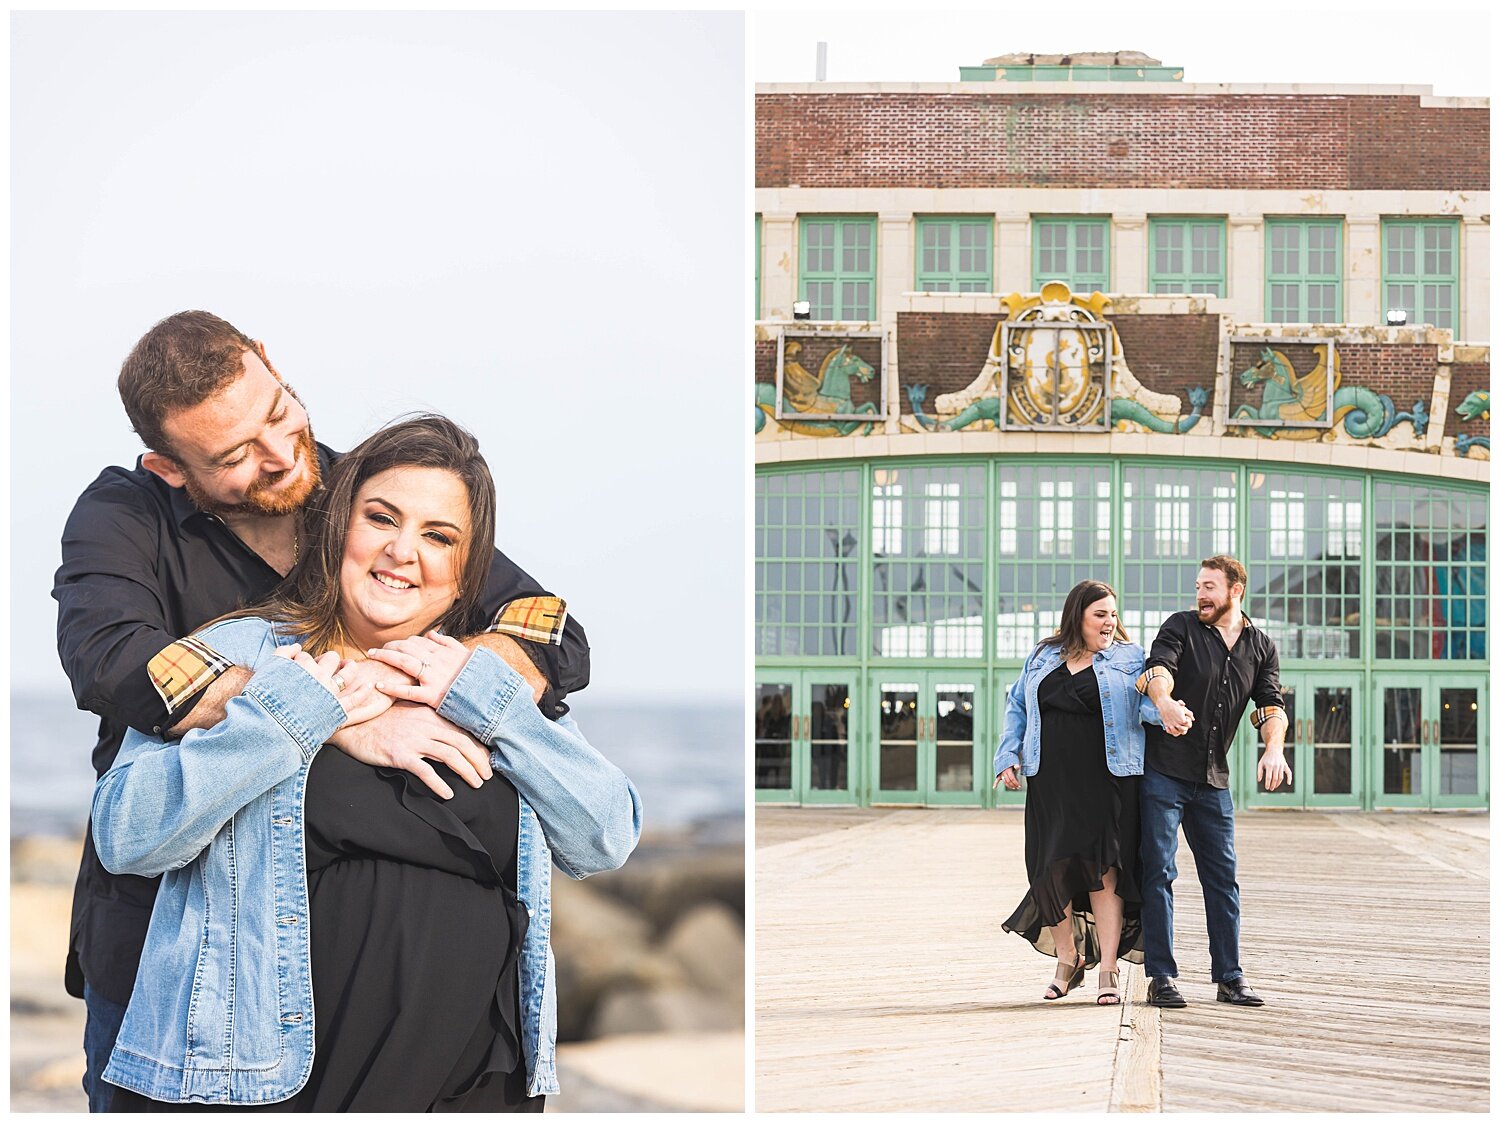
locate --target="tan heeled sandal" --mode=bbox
[1043,956,1085,1001]
[1097,969,1121,1006]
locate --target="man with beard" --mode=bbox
[1134,555,1289,1009]
[53,310,588,1110]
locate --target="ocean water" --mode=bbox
[11,692,744,840]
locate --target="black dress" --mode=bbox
[1002,662,1144,967]
[109,748,542,1112]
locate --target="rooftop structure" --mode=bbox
[962,49,1181,83]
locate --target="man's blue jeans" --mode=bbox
[1139,763,1243,983]
[83,983,127,1112]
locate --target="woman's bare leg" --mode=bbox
[1043,904,1081,998]
[1049,902,1078,967]
[1088,868,1125,1003]
[1088,868,1123,977]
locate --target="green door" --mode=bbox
[871,672,982,805]
[754,678,796,803]
[1432,678,1486,808]
[754,673,859,806]
[1243,674,1361,809]
[1302,675,1362,808]
[1374,677,1424,807]
[804,675,859,805]
[1372,674,1487,809]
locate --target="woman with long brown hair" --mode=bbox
[993,579,1159,1006]
[93,415,641,1110]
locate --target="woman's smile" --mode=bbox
[371,570,418,591]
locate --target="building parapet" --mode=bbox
[756,90,1489,193]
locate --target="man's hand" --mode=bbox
[326,701,493,800]
[1257,747,1292,791]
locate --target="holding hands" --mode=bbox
[1157,695,1195,737]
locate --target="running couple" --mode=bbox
[994,563,1288,1008]
[55,311,641,1110]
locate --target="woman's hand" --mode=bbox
[328,658,401,726]
[366,631,472,708]
[994,766,1022,792]
[276,644,387,726]
[276,644,341,694]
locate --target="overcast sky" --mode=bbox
[11,11,745,706]
[754,9,1490,94]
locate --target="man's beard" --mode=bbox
[1197,598,1231,626]
[183,426,322,517]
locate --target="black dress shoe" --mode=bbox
[1146,976,1187,1008]
[1216,978,1265,1006]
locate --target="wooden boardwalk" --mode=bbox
[753,808,1489,1113]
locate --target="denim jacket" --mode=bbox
[992,641,1162,780]
[92,617,642,1105]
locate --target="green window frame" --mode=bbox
[1382,219,1458,332]
[799,216,876,321]
[1265,219,1343,323]
[755,468,863,658]
[1373,481,1486,660]
[754,213,761,320]
[915,216,993,292]
[994,464,1112,659]
[1246,471,1363,661]
[1032,217,1109,292]
[1120,464,1237,652]
[1148,218,1226,296]
[870,464,987,658]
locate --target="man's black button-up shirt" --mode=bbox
[53,444,588,1005]
[1142,609,1284,790]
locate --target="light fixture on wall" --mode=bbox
[792,300,812,321]
[1385,309,1408,326]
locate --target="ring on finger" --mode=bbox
[332,674,346,693]
[418,659,429,678]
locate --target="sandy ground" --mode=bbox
[12,841,743,1113]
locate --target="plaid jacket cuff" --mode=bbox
[486,596,568,647]
[148,635,233,715]
[1251,705,1288,729]
[1136,666,1174,695]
